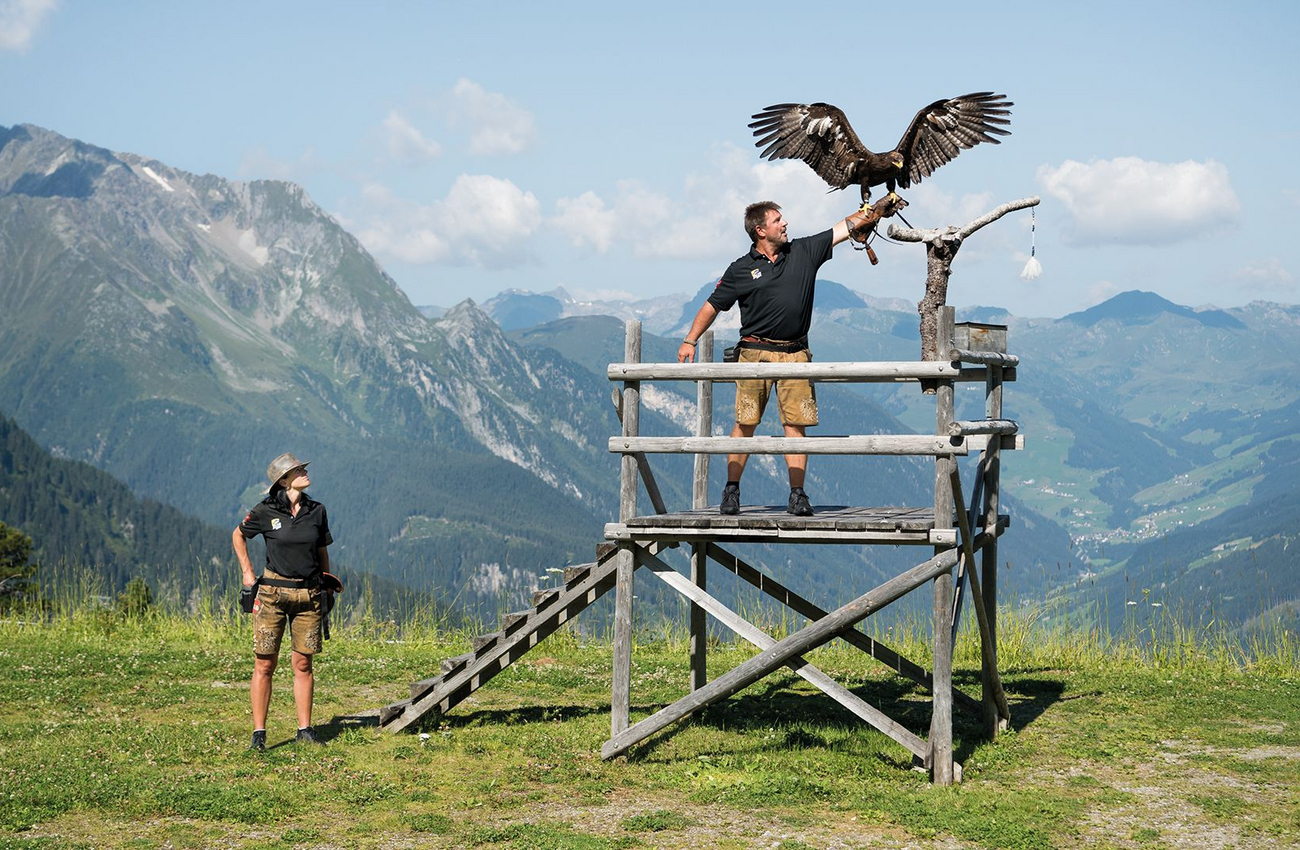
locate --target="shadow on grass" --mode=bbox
[618,666,1067,766]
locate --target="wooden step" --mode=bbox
[564,564,592,585]
[441,652,474,675]
[410,675,441,702]
[379,699,410,726]
[472,631,502,652]
[503,611,531,634]
[532,588,561,610]
[596,542,616,560]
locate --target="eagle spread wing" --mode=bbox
[894,92,1012,189]
[749,93,1012,197]
[749,103,870,191]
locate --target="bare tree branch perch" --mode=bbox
[890,195,1040,390]
[887,196,1040,244]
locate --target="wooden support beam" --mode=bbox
[948,419,1018,437]
[600,546,960,760]
[982,363,1005,737]
[610,435,968,456]
[705,543,983,718]
[690,331,713,691]
[637,546,930,760]
[607,360,968,382]
[950,469,1011,728]
[930,305,957,785]
[947,348,1019,367]
[612,319,641,738]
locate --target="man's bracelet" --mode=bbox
[682,339,696,346]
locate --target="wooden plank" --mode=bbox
[948,419,1018,437]
[441,652,473,675]
[601,546,960,760]
[610,435,967,456]
[606,360,969,382]
[637,547,929,760]
[965,434,1024,452]
[410,675,442,702]
[531,588,560,610]
[472,631,502,652]
[604,522,942,546]
[930,305,956,785]
[705,543,983,718]
[503,611,530,634]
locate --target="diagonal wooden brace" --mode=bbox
[705,542,983,719]
[949,466,1011,727]
[636,546,929,760]
[601,546,960,760]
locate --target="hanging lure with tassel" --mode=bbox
[1020,207,1042,280]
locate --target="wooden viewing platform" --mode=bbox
[374,306,1022,787]
[601,308,1020,785]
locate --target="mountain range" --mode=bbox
[1,122,1294,632]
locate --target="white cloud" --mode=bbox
[381,111,442,164]
[1037,157,1239,246]
[550,144,854,262]
[344,175,540,268]
[553,191,617,252]
[1232,257,1295,293]
[448,78,536,155]
[0,0,56,52]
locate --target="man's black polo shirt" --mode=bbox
[706,229,834,341]
[239,496,333,581]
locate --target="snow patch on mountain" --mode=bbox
[140,166,174,193]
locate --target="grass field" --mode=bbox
[0,604,1297,849]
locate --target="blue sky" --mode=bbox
[2,0,1298,317]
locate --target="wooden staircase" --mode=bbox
[378,542,621,733]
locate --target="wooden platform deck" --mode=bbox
[605,505,978,546]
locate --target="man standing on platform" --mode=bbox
[677,196,903,516]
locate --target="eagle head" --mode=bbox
[890,152,904,170]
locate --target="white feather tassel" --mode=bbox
[1020,207,1041,280]
[1020,256,1042,281]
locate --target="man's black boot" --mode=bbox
[720,482,741,515]
[295,726,324,746]
[788,487,814,517]
[249,729,266,751]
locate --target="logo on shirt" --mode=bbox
[271,518,282,530]
[750,269,762,279]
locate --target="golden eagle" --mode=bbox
[750,93,1012,203]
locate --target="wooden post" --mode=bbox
[690,330,713,692]
[930,305,956,784]
[611,320,641,738]
[982,361,1005,736]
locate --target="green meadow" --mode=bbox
[0,596,1297,849]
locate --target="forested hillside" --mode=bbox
[0,411,232,600]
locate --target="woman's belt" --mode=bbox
[737,335,809,353]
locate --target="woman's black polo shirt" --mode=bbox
[239,496,333,580]
[706,229,834,341]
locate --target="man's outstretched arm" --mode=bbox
[832,195,908,247]
[678,302,720,362]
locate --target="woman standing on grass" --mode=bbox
[232,452,337,751]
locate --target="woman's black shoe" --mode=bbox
[249,730,266,751]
